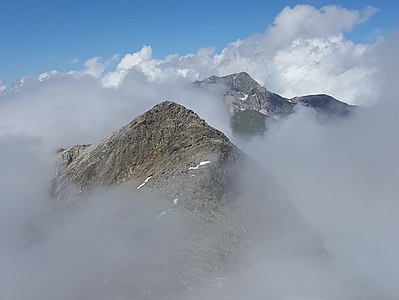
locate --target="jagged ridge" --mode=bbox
[195,72,355,118]
[54,100,326,264]
[54,101,243,212]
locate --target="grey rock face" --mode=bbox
[195,72,355,118]
[196,72,294,117]
[53,101,244,213]
[57,144,92,167]
[53,101,326,265]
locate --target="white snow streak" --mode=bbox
[238,92,249,100]
[137,176,152,189]
[188,161,211,170]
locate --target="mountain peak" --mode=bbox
[230,71,253,80]
[206,72,262,93]
[140,100,202,125]
[196,72,354,121]
[197,73,292,117]
[53,101,242,211]
[150,99,192,112]
[53,100,326,275]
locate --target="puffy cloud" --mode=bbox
[99,5,379,105]
[38,70,61,82]
[83,56,106,78]
[263,36,377,104]
[80,55,120,78]
[2,5,380,106]
[208,5,379,105]
[102,45,159,87]
[267,5,377,44]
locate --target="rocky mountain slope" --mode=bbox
[195,72,295,118]
[54,100,324,245]
[195,72,355,134]
[53,101,244,213]
[53,101,326,296]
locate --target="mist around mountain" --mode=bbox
[0,54,399,299]
[2,2,399,298]
[48,100,332,298]
[195,72,355,136]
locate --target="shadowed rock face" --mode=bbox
[53,101,326,269]
[195,72,355,118]
[292,94,354,116]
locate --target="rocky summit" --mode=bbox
[195,72,355,135]
[195,72,294,117]
[53,101,244,213]
[53,101,325,273]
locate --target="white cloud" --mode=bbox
[267,5,377,44]
[98,5,378,105]
[84,56,106,78]
[38,70,60,82]
[207,5,379,105]
[3,5,380,106]
[0,5,399,299]
[69,55,120,79]
[102,45,158,87]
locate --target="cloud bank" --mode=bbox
[0,4,398,300]
[1,4,381,106]
[98,5,379,106]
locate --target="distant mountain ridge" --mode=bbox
[195,72,355,118]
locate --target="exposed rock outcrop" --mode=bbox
[195,72,355,121]
[53,101,326,272]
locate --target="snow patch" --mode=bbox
[188,160,212,170]
[238,91,249,100]
[137,176,152,189]
[173,198,179,204]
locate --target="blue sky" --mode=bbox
[1,0,398,84]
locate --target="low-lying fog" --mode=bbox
[1,33,398,300]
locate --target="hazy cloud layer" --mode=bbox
[0,4,398,300]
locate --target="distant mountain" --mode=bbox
[290,94,355,116]
[54,101,325,259]
[195,72,294,118]
[195,72,355,135]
